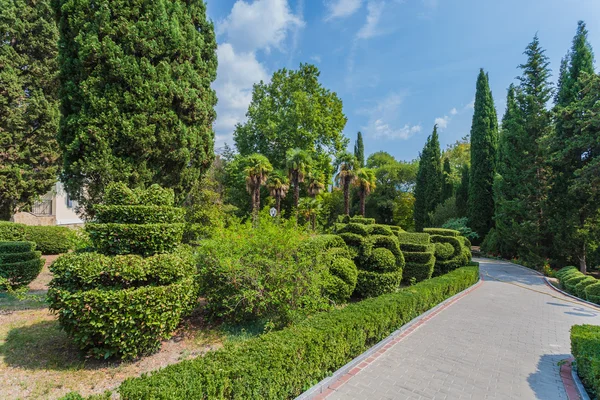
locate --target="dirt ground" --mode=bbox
[0,256,225,400]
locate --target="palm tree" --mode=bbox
[306,171,326,198]
[354,167,377,216]
[298,197,322,231]
[244,154,273,221]
[335,152,357,215]
[266,170,290,215]
[285,148,311,208]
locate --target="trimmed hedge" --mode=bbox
[571,325,600,397]
[575,277,597,299]
[366,225,394,237]
[104,183,175,207]
[398,232,436,284]
[365,248,397,273]
[117,266,479,399]
[338,232,370,260]
[94,205,185,224]
[355,270,402,298]
[48,277,197,359]
[585,283,600,305]
[86,223,184,256]
[0,241,44,288]
[434,242,455,259]
[24,225,75,255]
[335,223,369,237]
[430,235,469,276]
[0,250,41,264]
[0,221,26,241]
[564,274,590,293]
[556,266,578,280]
[0,241,36,254]
[349,216,375,225]
[398,232,430,245]
[423,228,459,237]
[555,266,600,304]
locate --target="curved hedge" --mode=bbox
[365,248,397,273]
[585,283,600,304]
[0,241,36,253]
[117,266,479,399]
[349,216,375,225]
[555,266,600,304]
[430,235,469,276]
[367,224,394,236]
[398,232,436,284]
[0,241,44,288]
[94,205,185,224]
[423,228,459,237]
[86,223,184,256]
[574,277,597,299]
[48,277,196,359]
[0,250,41,264]
[336,223,370,237]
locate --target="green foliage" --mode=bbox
[54,0,218,214]
[354,132,365,168]
[571,325,600,397]
[585,283,600,305]
[350,216,376,225]
[555,266,578,280]
[455,165,470,218]
[365,248,397,273]
[24,225,75,255]
[574,276,597,299]
[403,258,435,284]
[434,242,455,259]
[117,266,479,399]
[104,183,175,207]
[371,235,404,269]
[398,232,431,245]
[86,223,185,256]
[94,205,185,225]
[564,274,589,293]
[336,223,370,237]
[0,244,44,288]
[414,126,443,231]
[367,224,394,236]
[286,148,312,207]
[424,228,460,237]
[0,221,26,241]
[234,64,347,186]
[429,197,459,228]
[469,69,498,239]
[48,277,196,360]
[355,270,402,298]
[0,0,60,220]
[442,218,479,240]
[335,151,358,216]
[442,157,453,201]
[197,216,329,327]
[430,235,470,276]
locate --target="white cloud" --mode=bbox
[357,1,385,40]
[450,107,458,115]
[325,0,363,20]
[310,55,322,63]
[434,115,450,130]
[213,0,303,146]
[361,93,422,140]
[217,0,303,53]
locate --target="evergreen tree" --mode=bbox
[354,131,365,168]
[414,125,443,231]
[54,0,218,214]
[442,157,453,201]
[455,165,470,218]
[0,0,60,220]
[468,69,498,239]
[548,21,596,269]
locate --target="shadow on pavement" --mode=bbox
[527,354,570,400]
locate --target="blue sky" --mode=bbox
[207,0,600,162]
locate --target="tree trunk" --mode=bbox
[343,179,350,215]
[360,191,366,216]
[276,195,281,215]
[579,241,587,274]
[293,172,300,208]
[311,214,316,231]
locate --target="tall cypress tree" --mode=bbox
[54,0,218,214]
[354,131,365,168]
[455,165,470,218]
[441,157,453,201]
[548,21,596,270]
[0,0,60,220]
[468,69,498,238]
[414,125,443,231]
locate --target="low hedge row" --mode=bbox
[117,266,479,399]
[86,223,185,256]
[0,241,44,288]
[571,325,600,398]
[556,266,600,305]
[0,222,75,255]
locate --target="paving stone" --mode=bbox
[328,258,600,399]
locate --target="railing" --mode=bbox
[31,200,53,216]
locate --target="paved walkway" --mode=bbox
[328,258,600,400]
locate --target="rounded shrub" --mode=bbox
[86,223,184,256]
[371,235,404,268]
[585,283,600,305]
[556,266,578,280]
[94,205,185,224]
[336,223,369,237]
[323,258,359,304]
[354,270,402,298]
[403,259,435,284]
[564,273,588,294]
[367,225,394,236]
[349,216,375,225]
[338,232,371,261]
[574,276,597,299]
[0,241,44,288]
[398,232,436,284]
[430,235,469,276]
[365,247,397,273]
[24,225,75,255]
[434,242,455,260]
[0,241,36,253]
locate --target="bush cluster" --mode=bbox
[197,215,329,327]
[336,221,405,297]
[117,266,479,400]
[0,241,44,288]
[428,228,471,276]
[0,221,75,255]
[556,266,600,304]
[398,233,436,284]
[571,325,600,397]
[49,183,196,359]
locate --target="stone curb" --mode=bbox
[542,276,600,311]
[561,358,591,400]
[296,276,483,400]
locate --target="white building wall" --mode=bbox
[54,182,84,225]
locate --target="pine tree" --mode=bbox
[468,69,498,239]
[54,0,218,214]
[0,0,60,220]
[414,125,443,231]
[455,165,470,218]
[354,131,365,168]
[548,21,596,271]
[441,157,453,201]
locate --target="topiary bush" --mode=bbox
[556,266,578,280]
[366,224,394,236]
[0,241,44,288]
[574,276,597,300]
[24,225,75,255]
[585,282,600,305]
[49,183,195,360]
[0,221,26,241]
[349,216,375,225]
[571,325,600,397]
[335,223,369,237]
[365,248,397,273]
[430,234,470,276]
[423,228,459,237]
[564,273,589,294]
[398,232,436,284]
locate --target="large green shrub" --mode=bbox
[336,223,370,237]
[117,266,479,399]
[556,266,578,280]
[349,216,375,225]
[367,224,394,237]
[197,218,329,327]
[430,234,470,276]
[571,325,600,397]
[24,225,75,255]
[585,282,600,305]
[423,228,460,237]
[575,277,597,299]
[0,221,26,241]
[86,223,184,256]
[398,232,436,284]
[0,241,44,288]
[94,205,185,224]
[564,273,589,293]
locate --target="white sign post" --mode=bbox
[269,207,277,218]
